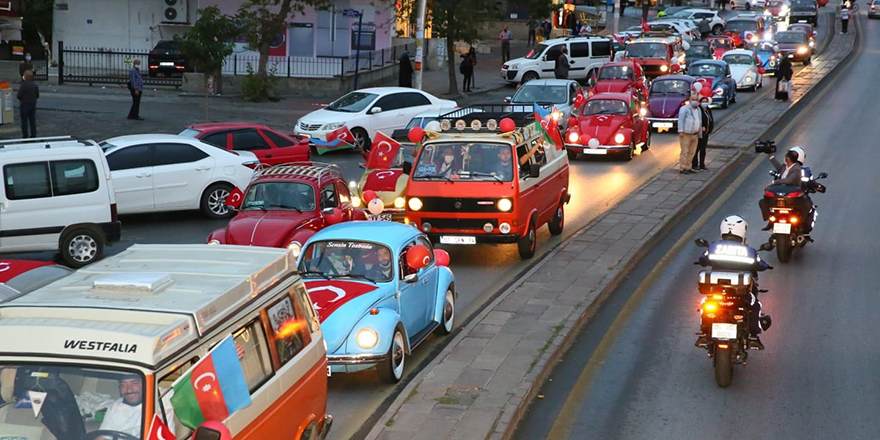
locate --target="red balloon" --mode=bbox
[701,86,712,98]
[362,190,378,203]
[324,208,343,225]
[406,244,432,270]
[433,249,450,267]
[195,421,231,440]
[499,118,516,133]
[408,127,425,143]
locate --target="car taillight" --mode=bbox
[764,190,775,197]
[786,191,804,198]
[111,203,118,222]
[243,161,260,170]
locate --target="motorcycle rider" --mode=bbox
[759,146,816,237]
[696,215,772,350]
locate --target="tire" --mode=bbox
[776,235,793,263]
[567,149,578,160]
[714,344,734,387]
[621,141,635,161]
[721,95,729,109]
[803,56,811,66]
[522,71,540,83]
[548,203,565,235]
[517,219,537,259]
[436,289,455,335]
[351,127,371,152]
[200,183,235,219]
[379,329,406,383]
[712,24,724,35]
[61,228,104,268]
[642,130,652,150]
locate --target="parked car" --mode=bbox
[100,134,257,219]
[724,16,768,44]
[786,23,816,48]
[564,92,650,161]
[587,61,647,100]
[0,136,121,267]
[147,40,188,77]
[505,79,583,128]
[294,87,456,152]
[645,74,697,131]
[721,49,765,90]
[774,29,813,64]
[622,34,687,78]
[870,0,880,18]
[649,19,699,40]
[298,221,456,382]
[685,40,715,70]
[209,164,365,256]
[501,35,614,84]
[789,0,818,25]
[0,260,72,303]
[730,0,767,10]
[748,40,782,73]
[179,122,311,166]
[670,9,727,35]
[689,59,738,106]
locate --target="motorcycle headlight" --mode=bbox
[497,198,513,212]
[208,239,220,245]
[614,133,625,144]
[322,122,344,130]
[287,241,303,258]
[660,65,669,72]
[797,46,808,54]
[394,197,406,209]
[356,328,379,349]
[408,197,423,211]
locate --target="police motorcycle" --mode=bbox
[693,216,773,387]
[755,141,828,263]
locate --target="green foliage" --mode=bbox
[174,7,238,77]
[528,0,556,21]
[240,62,281,102]
[19,0,55,47]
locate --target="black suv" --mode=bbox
[789,0,818,26]
[147,40,188,77]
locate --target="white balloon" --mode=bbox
[693,82,703,92]
[588,138,600,148]
[682,41,690,51]
[368,198,385,215]
[425,121,442,132]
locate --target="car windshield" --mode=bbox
[625,43,668,58]
[651,79,691,95]
[326,92,378,113]
[686,44,713,57]
[749,42,777,52]
[690,63,725,76]
[726,21,756,33]
[525,44,549,59]
[512,85,568,103]
[791,0,816,10]
[775,32,805,43]
[154,41,177,50]
[722,54,755,65]
[177,128,201,137]
[0,363,146,439]
[671,10,694,17]
[243,182,316,211]
[598,65,634,80]
[299,240,395,283]
[413,142,516,182]
[584,99,628,115]
[711,38,733,49]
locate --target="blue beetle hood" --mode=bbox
[304,279,394,353]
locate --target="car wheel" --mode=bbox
[522,71,540,83]
[712,25,724,35]
[517,219,537,259]
[722,95,730,109]
[622,140,635,161]
[548,204,565,235]
[379,329,406,383]
[567,150,578,160]
[201,183,235,219]
[436,289,455,335]
[803,56,811,66]
[351,127,371,152]
[61,229,104,268]
[643,130,652,151]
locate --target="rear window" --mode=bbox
[792,0,817,9]
[4,159,99,200]
[154,41,178,50]
[178,128,201,138]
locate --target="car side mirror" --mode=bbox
[404,273,419,284]
[402,161,413,175]
[694,238,709,248]
[370,107,383,114]
[504,96,512,103]
[759,242,774,252]
[529,163,541,179]
[817,172,828,179]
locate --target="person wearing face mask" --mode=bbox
[435,146,458,176]
[677,95,702,174]
[692,96,714,171]
[18,53,35,77]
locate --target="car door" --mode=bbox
[540,44,564,77]
[368,93,407,135]
[568,42,591,80]
[396,92,435,126]
[152,143,215,210]
[230,129,274,164]
[397,240,433,337]
[105,144,155,213]
[261,129,310,164]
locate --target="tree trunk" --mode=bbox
[204,79,209,122]
[446,37,458,95]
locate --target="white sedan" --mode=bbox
[295,87,457,151]
[668,9,727,35]
[722,49,765,91]
[100,134,257,218]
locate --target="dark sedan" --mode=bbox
[775,30,812,65]
[148,40,188,77]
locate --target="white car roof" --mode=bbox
[541,35,608,45]
[103,134,205,147]
[356,87,434,97]
[519,79,579,86]
[723,49,757,56]
[681,8,716,13]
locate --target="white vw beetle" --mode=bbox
[722,49,765,91]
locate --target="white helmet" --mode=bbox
[789,146,806,164]
[720,215,748,243]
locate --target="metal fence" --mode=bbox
[58,42,182,86]
[31,59,49,81]
[221,44,412,78]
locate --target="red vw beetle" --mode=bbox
[207,164,366,258]
[707,35,740,59]
[180,122,311,166]
[588,61,648,101]
[564,93,649,161]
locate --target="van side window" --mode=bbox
[569,42,590,58]
[545,45,564,61]
[293,283,321,334]
[232,320,274,392]
[266,296,309,366]
[51,160,99,196]
[4,162,51,199]
[592,41,612,58]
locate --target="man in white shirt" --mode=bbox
[99,376,143,437]
[677,97,702,174]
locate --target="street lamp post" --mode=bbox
[344,9,365,90]
[413,0,428,90]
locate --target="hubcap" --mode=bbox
[391,332,405,379]
[68,235,97,263]
[354,132,366,149]
[529,228,536,250]
[208,188,230,215]
[444,290,455,332]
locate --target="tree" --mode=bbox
[174,6,239,121]
[428,0,497,95]
[17,0,54,56]
[237,0,332,101]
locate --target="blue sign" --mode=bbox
[87,19,93,24]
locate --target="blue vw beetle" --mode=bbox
[747,40,780,74]
[297,221,456,382]
[688,59,737,109]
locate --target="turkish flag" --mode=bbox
[641,18,650,33]
[364,169,404,192]
[225,187,244,209]
[304,280,378,322]
[148,415,176,440]
[366,132,401,169]
[326,126,355,144]
[0,260,53,284]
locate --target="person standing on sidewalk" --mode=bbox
[841,4,850,34]
[500,26,513,63]
[692,96,714,170]
[127,59,144,120]
[17,70,39,138]
[527,20,537,46]
[620,0,627,17]
[398,50,413,87]
[775,56,793,101]
[460,50,474,93]
[19,53,34,77]
[555,47,570,79]
[642,0,650,22]
[677,97,702,174]
[542,20,552,38]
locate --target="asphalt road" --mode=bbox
[2,12,833,440]
[513,13,873,440]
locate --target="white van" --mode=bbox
[0,136,121,267]
[0,244,331,440]
[501,35,614,84]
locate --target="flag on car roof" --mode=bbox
[366,131,401,169]
[532,103,564,150]
[170,335,252,429]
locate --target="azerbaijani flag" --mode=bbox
[170,335,251,429]
[532,103,564,150]
[312,138,354,155]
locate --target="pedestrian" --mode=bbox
[542,20,552,38]
[620,0,627,17]
[17,70,39,138]
[460,51,474,93]
[536,25,545,43]
[642,0,650,21]
[693,96,714,170]
[528,20,537,46]
[580,23,593,35]
[127,59,144,120]
[699,17,711,40]
[467,47,477,89]
[841,4,850,34]
[19,53,35,77]
[719,0,726,10]
[554,47,570,79]
[398,50,413,87]
[500,26,512,63]
[677,94,702,174]
[774,55,793,101]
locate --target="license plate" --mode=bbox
[159,62,174,66]
[712,323,738,340]
[440,235,476,245]
[327,366,332,377]
[582,148,607,155]
[369,213,393,221]
[773,223,792,234]
[653,122,673,128]
[798,19,807,22]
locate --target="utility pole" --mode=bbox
[413,0,428,90]
[354,10,364,89]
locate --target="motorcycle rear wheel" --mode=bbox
[776,235,793,263]
[714,345,734,387]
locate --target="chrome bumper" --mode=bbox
[327,353,387,365]
[565,144,630,154]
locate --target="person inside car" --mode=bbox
[434,145,459,177]
[489,147,515,180]
[365,247,394,281]
[99,375,144,436]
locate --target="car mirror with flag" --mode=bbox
[148,414,176,440]
[225,187,244,210]
[170,335,252,429]
[365,132,401,170]
[312,126,356,155]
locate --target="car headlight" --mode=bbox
[356,328,379,349]
[568,131,580,143]
[497,198,513,212]
[660,65,669,72]
[322,122,344,131]
[797,46,808,54]
[288,241,302,258]
[714,88,724,95]
[639,107,648,117]
[394,197,406,209]
[408,197,423,211]
[506,64,518,70]
[744,73,754,82]
[352,196,362,207]
[208,239,220,245]
[614,133,625,144]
